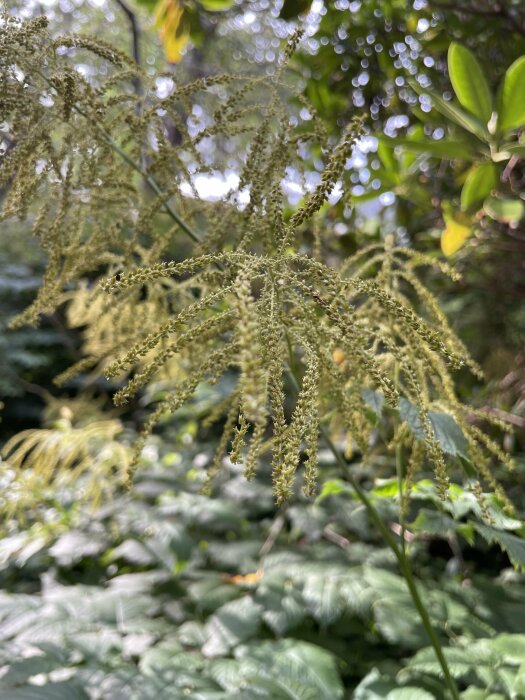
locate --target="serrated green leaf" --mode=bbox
[399,399,468,456]
[410,508,458,536]
[202,597,262,657]
[461,163,498,211]
[1,682,89,700]
[448,43,493,124]
[387,689,434,700]
[483,197,524,223]
[361,388,385,418]
[497,56,525,132]
[475,524,525,570]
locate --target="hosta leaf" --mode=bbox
[483,196,524,223]
[461,163,498,211]
[448,43,492,123]
[497,56,525,132]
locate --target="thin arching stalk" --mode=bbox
[86,110,461,697]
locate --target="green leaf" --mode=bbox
[388,690,434,700]
[428,412,469,457]
[497,56,525,132]
[361,388,385,418]
[499,143,525,157]
[483,196,524,223]
[378,135,475,161]
[410,509,458,536]
[399,399,468,457]
[410,80,489,141]
[475,523,525,570]
[202,597,262,657]
[461,163,498,211]
[279,0,311,19]
[1,682,89,700]
[489,633,525,663]
[448,43,493,124]
[196,0,235,10]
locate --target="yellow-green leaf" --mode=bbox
[497,56,525,132]
[441,213,472,256]
[460,162,498,211]
[448,43,493,124]
[154,0,190,63]
[483,196,524,223]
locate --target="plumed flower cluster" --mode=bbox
[0,11,514,511]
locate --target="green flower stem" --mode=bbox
[318,423,460,700]
[35,68,202,245]
[394,362,406,554]
[286,363,460,700]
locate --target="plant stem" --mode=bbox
[320,424,460,700]
[35,69,202,245]
[286,364,459,700]
[394,362,406,554]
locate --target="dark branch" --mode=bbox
[114,0,141,65]
[428,1,525,37]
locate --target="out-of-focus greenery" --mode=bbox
[1,1,525,698]
[2,436,525,699]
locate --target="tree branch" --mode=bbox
[113,0,142,94]
[428,1,525,37]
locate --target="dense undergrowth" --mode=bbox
[2,434,525,699]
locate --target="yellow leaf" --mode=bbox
[441,215,472,256]
[332,348,345,365]
[154,0,190,63]
[227,570,263,586]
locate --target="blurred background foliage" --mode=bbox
[1,0,525,697]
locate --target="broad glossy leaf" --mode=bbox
[448,43,492,123]
[499,143,525,157]
[378,135,474,161]
[410,80,489,142]
[497,56,525,132]
[461,163,498,211]
[197,0,234,10]
[483,196,524,223]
